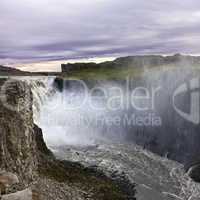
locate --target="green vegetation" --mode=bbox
[64,65,200,80]
[62,67,144,80]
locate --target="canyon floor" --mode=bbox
[52,141,200,200]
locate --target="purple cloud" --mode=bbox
[1,0,200,66]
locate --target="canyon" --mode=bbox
[1,54,200,199]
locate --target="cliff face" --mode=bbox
[0,79,38,184]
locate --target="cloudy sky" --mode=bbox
[1,0,200,71]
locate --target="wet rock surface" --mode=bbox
[53,142,200,200]
[188,164,200,183]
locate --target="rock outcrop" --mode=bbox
[0,171,19,194]
[0,79,38,185]
[1,188,34,200]
[187,164,200,182]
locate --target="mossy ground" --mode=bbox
[62,67,143,80]
[60,64,200,81]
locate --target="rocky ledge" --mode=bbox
[0,78,136,200]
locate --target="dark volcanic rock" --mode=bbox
[53,77,64,91]
[34,125,54,158]
[188,164,200,182]
[185,158,200,182]
[0,65,27,75]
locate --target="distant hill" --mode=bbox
[61,54,200,74]
[0,65,61,76]
[60,54,200,79]
[2,54,200,76]
[0,65,21,72]
[0,65,29,75]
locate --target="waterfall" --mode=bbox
[14,76,55,123]
[30,77,56,123]
[21,65,200,164]
[33,79,126,147]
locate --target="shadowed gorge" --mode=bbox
[51,55,200,164]
[28,55,200,199]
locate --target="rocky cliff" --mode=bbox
[0,79,38,184]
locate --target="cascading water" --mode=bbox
[29,65,200,164]
[32,77,127,147]
[31,77,56,122]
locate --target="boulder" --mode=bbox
[0,171,19,194]
[187,164,200,182]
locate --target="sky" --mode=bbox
[1,0,200,71]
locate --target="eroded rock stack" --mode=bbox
[0,79,38,185]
